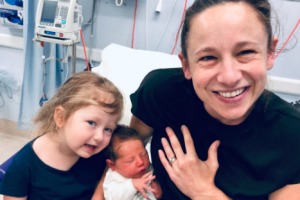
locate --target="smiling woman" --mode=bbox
[179,1,277,125]
[128,0,300,200]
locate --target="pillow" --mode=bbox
[92,43,181,124]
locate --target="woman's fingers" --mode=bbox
[181,125,198,157]
[160,136,176,165]
[165,127,184,158]
[158,125,222,198]
[160,126,220,172]
[158,149,173,173]
[160,126,199,168]
[207,140,220,170]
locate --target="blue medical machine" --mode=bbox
[34,0,83,45]
[0,0,23,27]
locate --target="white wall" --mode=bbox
[0,35,23,121]
[268,0,300,80]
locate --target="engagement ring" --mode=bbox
[168,156,176,165]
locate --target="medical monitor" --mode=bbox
[34,0,82,45]
[40,1,57,24]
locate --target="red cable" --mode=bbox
[131,0,138,48]
[80,29,90,71]
[171,0,188,54]
[274,19,300,60]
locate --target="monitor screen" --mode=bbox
[41,1,58,23]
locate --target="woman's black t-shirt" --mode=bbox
[130,68,300,200]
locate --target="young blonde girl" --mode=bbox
[0,71,123,200]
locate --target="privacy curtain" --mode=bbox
[18,0,66,130]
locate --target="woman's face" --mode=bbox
[180,2,277,125]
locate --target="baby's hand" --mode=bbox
[151,180,163,199]
[132,171,156,198]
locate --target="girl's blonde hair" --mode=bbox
[34,71,124,135]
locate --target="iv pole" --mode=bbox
[33,0,82,74]
[71,43,76,74]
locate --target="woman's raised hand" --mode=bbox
[158,125,227,199]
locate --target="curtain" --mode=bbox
[18,0,66,130]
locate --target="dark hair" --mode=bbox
[181,0,273,59]
[106,124,144,161]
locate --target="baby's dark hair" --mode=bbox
[106,124,144,161]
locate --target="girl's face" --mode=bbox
[109,139,150,179]
[58,105,120,158]
[180,2,277,125]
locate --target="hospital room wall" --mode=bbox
[78,0,300,79]
[268,1,300,80]
[0,26,23,122]
[66,0,300,101]
[0,0,299,126]
[78,0,194,58]
[266,0,300,102]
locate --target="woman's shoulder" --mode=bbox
[141,68,183,86]
[255,91,300,137]
[262,90,300,120]
[138,68,190,96]
[290,100,300,112]
[146,67,183,77]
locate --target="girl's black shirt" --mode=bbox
[0,138,106,200]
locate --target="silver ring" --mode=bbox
[168,156,176,165]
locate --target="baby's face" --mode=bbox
[113,139,150,179]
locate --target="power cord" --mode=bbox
[274,19,300,60]
[171,0,188,54]
[39,44,69,107]
[131,0,138,48]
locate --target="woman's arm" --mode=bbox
[3,196,26,200]
[91,166,108,200]
[269,184,300,200]
[130,115,153,144]
[158,125,231,200]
